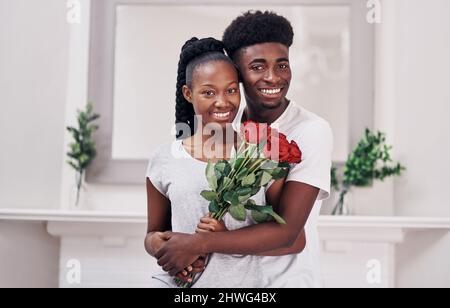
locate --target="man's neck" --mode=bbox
[243,98,290,125]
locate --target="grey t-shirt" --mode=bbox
[146,140,266,288]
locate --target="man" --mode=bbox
[155,10,333,288]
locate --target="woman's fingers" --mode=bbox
[200,217,216,224]
[197,223,215,231]
[196,228,211,233]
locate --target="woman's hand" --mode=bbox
[156,232,206,277]
[196,213,228,233]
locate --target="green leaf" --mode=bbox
[257,139,267,153]
[224,191,239,206]
[260,171,273,186]
[261,160,278,170]
[229,204,247,221]
[238,194,251,203]
[234,158,245,170]
[251,210,270,223]
[244,203,286,224]
[209,200,220,214]
[206,161,218,190]
[200,190,218,201]
[242,173,256,186]
[272,167,288,180]
[222,177,232,190]
[236,187,252,196]
[236,168,249,180]
[278,161,290,169]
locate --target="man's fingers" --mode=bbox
[155,246,166,259]
[162,263,174,273]
[157,254,169,267]
[169,267,181,277]
[192,259,205,268]
[176,273,188,282]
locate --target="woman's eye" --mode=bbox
[228,88,237,94]
[279,64,290,69]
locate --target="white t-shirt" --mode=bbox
[233,102,333,288]
[146,141,269,288]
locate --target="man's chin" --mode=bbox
[260,100,285,110]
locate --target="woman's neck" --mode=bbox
[185,125,240,162]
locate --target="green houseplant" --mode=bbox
[331,129,405,215]
[66,103,100,208]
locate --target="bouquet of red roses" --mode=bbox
[175,121,302,287]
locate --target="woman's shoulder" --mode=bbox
[148,140,183,164]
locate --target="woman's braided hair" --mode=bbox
[175,37,235,139]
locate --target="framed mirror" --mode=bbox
[87,0,374,184]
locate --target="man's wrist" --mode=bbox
[193,232,211,255]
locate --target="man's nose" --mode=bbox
[263,68,281,84]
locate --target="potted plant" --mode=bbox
[331,129,405,215]
[66,103,100,208]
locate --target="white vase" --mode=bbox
[69,172,88,210]
[331,189,352,215]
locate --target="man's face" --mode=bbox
[236,42,292,111]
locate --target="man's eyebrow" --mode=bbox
[248,58,290,65]
[248,58,267,65]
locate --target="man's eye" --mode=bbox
[279,64,290,69]
[203,90,215,96]
[251,65,264,71]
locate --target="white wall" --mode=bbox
[382,0,450,287]
[0,221,59,288]
[0,0,69,288]
[0,0,69,209]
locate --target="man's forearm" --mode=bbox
[196,221,298,255]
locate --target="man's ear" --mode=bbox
[182,85,193,104]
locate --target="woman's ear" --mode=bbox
[182,85,193,104]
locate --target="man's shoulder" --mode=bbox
[284,103,332,135]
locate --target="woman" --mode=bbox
[144,37,305,288]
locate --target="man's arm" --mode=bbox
[156,181,319,276]
[200,182,318,254]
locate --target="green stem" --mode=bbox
[75,170,84,207]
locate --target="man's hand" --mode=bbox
[156,232,206,277]
[175,257,207,283]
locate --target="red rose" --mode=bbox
[287,140,302,164]
[264,131,290,162]
[242,121,271,144]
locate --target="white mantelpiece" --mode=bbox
[1,209,450,288]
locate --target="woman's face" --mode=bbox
[183,60,240,130]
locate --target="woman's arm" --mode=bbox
[144,178,172,257]
[144,178,205,281]
[156,181,319,276]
